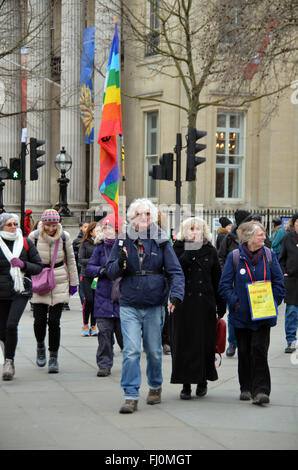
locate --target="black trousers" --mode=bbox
[33,303,63,353]
[235,326,271,397]
[81,277,95,326]
[96,318,123,370]
[0,295,28,360]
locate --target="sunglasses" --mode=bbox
[4,222,18,227]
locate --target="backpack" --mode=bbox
[232,246,272,271]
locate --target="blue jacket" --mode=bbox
[218,244,285,330]
[105,224,185,308]
[86,240,119,319]
[270,227,286,256]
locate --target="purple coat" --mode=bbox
[86,240,119,319]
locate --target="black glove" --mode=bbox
[170,297,181,307]
[98,267,106,278]
[118,249,127,269]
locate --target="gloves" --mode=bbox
[169,297,181,307]
[11,258,25,269]
[118,249,127,269]
[69,286,78,296]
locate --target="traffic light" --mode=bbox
[186,127,207,181]
[149,153,173,181]
[30,138,45,181]
[9,158,21,180]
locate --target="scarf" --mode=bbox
[0,229,25,293]
[242,243,264,266]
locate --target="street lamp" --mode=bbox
[54,147,73,216]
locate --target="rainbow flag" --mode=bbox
[98,22,122,218]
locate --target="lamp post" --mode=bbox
[54,147,73,217]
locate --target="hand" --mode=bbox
[69,285,77,296]
[169,297,181,313]
[118,249,128,269]
[11,258,25,269]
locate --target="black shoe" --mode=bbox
[36,343,46,367]
[196,382,207,397]
[252,393,270,405]
[97,369,111,377]
[48,353,59,373]
[226,345,236,357]
[180,384,191,400]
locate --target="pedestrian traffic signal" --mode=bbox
[149,153,173,181]
[9,158,21,180]
[186,127,207,181]
[30,138,45,181]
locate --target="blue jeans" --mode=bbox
[228,312,237,347]
[285,304,298,344]
[120,305,165,400]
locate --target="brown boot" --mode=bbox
[146,388,162,405]
[119,400,138,414]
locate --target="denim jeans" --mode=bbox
[285,304,298,344]
[227,312,237,347]
[120,305,165,400]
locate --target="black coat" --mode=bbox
[170,241,226,385]
[279,230,298,305]
[0,237,43,299]
[78,238,95,278]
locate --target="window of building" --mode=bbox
[145,0,160,57]
[215,111,245,199]
[145,111,159,198]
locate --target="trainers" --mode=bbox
[146,388,162,405]
[81,325,89,337]
[285,342,296,353]
[36,343,46,367]
[252,393,270,405]
[2,359,15,381]
[119,400,138,414]
[48,353,59,374]
[240,391,252,401]
[226,344,236,357]
[89,326,98,336]
[97,369,111,377]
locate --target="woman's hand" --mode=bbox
[11,258,25,269]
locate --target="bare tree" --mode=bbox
[104,0,297,205]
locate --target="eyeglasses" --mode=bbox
[4,222,17,227]
[135,212,151,218]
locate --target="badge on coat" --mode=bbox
[240,268,246,275]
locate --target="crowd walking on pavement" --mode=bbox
[0,202,297,415]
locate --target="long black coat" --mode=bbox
[279,230,298,305]
[171,241,226,385]
[0,237,43,299]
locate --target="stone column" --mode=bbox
[0,1,22,212]
[60,0,86,212]
[26,0,52,211]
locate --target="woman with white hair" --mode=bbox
[106,198,185,414]
[0,213,43,380]
[171,217,226,400]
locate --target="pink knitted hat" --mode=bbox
[41,209,60,225]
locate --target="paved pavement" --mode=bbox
[0,298,297,451]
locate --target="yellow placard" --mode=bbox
[246,281,277,321]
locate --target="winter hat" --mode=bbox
[41,209,60,225]
[292,212,298,225]
[234,209,251,227]
[0,213,19,230]
[219,216,232,228]
[25,209,32,216]
[101,213,123,233]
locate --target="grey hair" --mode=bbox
[176,217,212,242]
[126,198,158,223]
[237,221,265,244]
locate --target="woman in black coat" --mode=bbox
[171,217,226,399]
[279,213,298,353]
[0,213,43,381]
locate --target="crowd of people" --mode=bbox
[0,201,297,414]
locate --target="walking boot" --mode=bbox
[119,400,138,414]
[2,359,15,381]
[146,388,162,405]
[48,352,59,374]
[36,343,46,367]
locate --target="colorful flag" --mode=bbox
[98,22,122,219]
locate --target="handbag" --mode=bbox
[32,239,60,295]
[215,317,226,367]
[103,245,121,302]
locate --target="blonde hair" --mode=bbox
[177,217,212,242]
[237,221,265,244]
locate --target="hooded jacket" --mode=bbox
[105,223,185,308]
